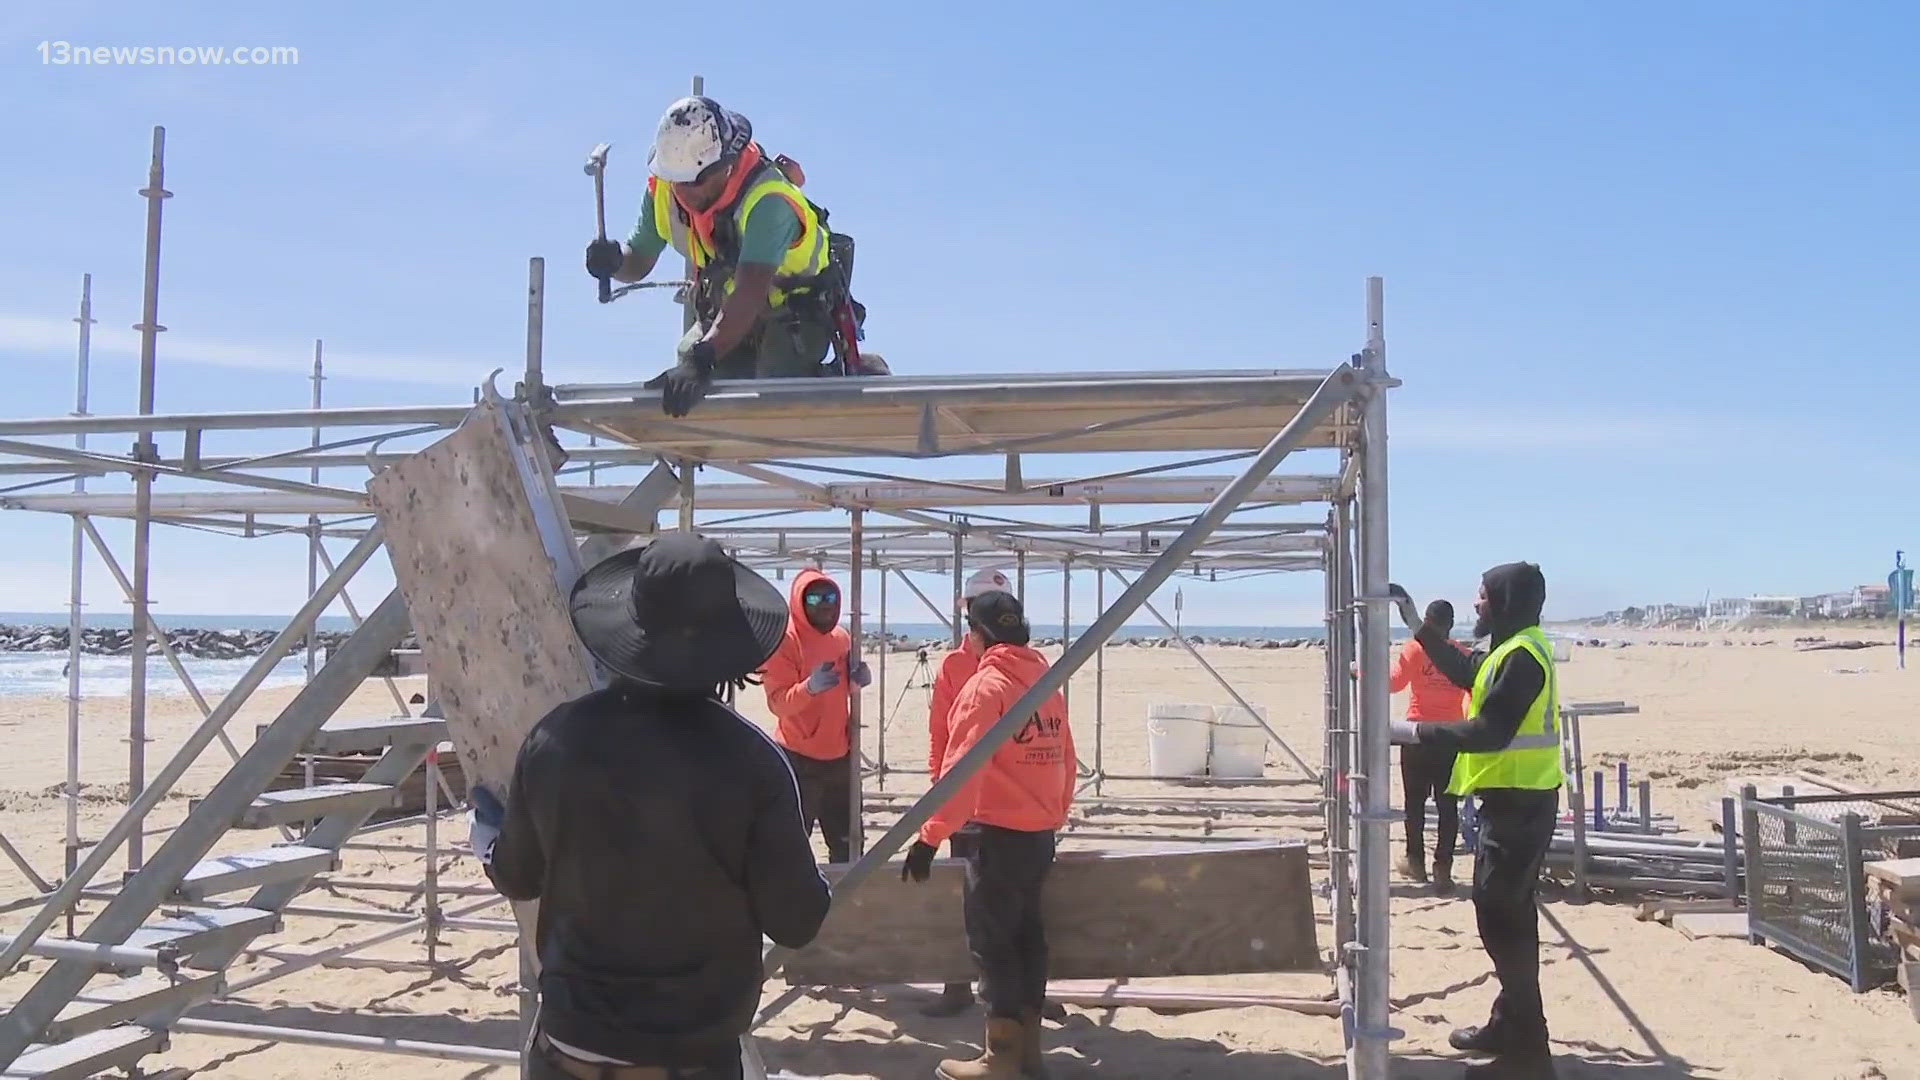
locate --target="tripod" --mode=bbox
[882,646,936,736]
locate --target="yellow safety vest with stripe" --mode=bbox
[1447,626,1563,796]
[647,164,829,309]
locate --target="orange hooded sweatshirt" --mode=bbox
[920,643,1075,847]
[927,637,983,777]
[760,568,853,762]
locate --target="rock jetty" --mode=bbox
[0,623,418,660]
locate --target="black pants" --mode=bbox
[1472,788,1559,1045]
[784,749,852,863]
[1400,743,1460,866]
[942,828,980,996]
[527,1033,741,1079]
[963,824,1056,1019]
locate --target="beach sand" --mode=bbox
[1,628,1916,1079]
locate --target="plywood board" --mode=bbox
[1673,912,1751,940]
[366,400,597,956]
[1867,859,1920,897]
[783,842,1318,986]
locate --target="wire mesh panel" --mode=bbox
[1746,802,1854,981]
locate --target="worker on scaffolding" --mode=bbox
[905,589,1076,1080]
[760,566,870,863]
[584,97,882,419]
[921,567,1016,1018]
[1390,564,1563,1079]
[469,533,831,1079]
[1391,597,1471,895]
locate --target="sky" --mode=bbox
[0,1,1913,628]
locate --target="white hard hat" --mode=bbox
[648,96,753,183]
[962,568,1014,602]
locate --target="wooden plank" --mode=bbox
[970,984,1342,1016]
[1867,859,1920,897]
[783,842,1318,986]
[366,401,596,957]
[1636,898,1741,924]
[1673,912,1751,940]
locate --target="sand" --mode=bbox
[1,628,1917,1079]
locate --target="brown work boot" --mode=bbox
[1433,860,1457,896]
[1018,1009,1051,1079]
[922,982,976,1018]
[935,1017,1024,1079]
[1396,856,1428,883]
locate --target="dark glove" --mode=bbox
[585,238,624,280]
[1388,718,1421,746]
[1387,583,1422,633]
[468,784,505,865]
[643,339,716,418]
[849,659,872,688]
[901,840,938,883]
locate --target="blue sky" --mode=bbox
[0,2,1913,626]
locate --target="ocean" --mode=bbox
[0,612,1333,699]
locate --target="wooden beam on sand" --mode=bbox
[783,842,1318,986]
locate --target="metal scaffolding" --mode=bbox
[0,128,1398,1076]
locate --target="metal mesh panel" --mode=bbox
[1748,804,1852,978]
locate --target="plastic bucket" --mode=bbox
[1210,704,1270,779]
[1146,703,1213,778]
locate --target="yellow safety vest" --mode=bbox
[648,163,829,309]
[1448,626,1563,796]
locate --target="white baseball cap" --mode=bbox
[962,568,1013,603]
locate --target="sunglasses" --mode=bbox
[803,590,840,607]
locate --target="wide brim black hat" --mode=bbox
[568,533,788,690]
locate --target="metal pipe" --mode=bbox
[678,458,696,532]
[525,257,545,395]
[1109,569,1319,782]
[0,934,176,973]
[876,566,888,785]
[762,361,1360,979]
[1330,499,1354,957]
[1061,555,1072,717]
[169,1017,520,1066]
[1351,277,1392,1078]
[951,527,964,648]
[1016,550,1027,601]
[1094,567,1105,794]
[227,893,501,995]
[65,273,95,932]
[127,125,170,872]
[0,528,387,988]
[848,508,865,858]
[306,340,324,681]
[425,747,441,965]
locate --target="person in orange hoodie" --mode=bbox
[760,568,870,863]
[903,590,1074,1080]
[921,567,1016,1018]
[1391,598,1471,894]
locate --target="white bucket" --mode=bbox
[1210,704,1270,779]
[1551,637,1572,662]
[1146,703,1213,778]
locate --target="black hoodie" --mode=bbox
[1410,562,1550,757]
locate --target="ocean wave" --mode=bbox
[0,651,311,699]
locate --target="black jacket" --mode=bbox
[487,683,831,1063]
[1412,562,1552,767]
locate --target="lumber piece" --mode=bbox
[1636,898,1741,924]
[1673,912,1750,940]
[1867,859,1920,898]
[784,842,1318,986]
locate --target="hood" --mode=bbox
[787,567,840,635]
[979,643,1051,683]
[1476,562,1546,645]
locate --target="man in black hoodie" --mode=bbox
[1390,563,1562,1079]
[470,535,833,1079]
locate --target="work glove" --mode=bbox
[1387,584,1422,633]
[468,784,505,866]
[849,659,872,688]
[806,661,841,695]
[642,339,716,418]
[901,840,938,883]
[585,238,624,280]
[1388,719,1421,746]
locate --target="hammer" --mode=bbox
[584,142,612,303]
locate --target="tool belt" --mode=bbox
[535,1033,727,1080]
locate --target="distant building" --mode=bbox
[1848,584,1891,618]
